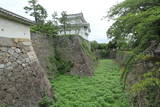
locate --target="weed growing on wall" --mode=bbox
[38,96,53,107]
[47,48,74,77]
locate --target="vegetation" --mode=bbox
[90,41,110,58]
[80,39,97,63]
[48,48,74,77]
[107,0,160,106]
[31,21,59,36]
[38,96,53,107]
[54,50,74,75]
[24,0,47,23]
[51,60,129,107]
[59,11,68,35]
[130,68,160,107]
[24,0,58,37]
[107,0,160,53]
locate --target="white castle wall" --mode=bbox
[0,17,30,39]
[59,28,89,40]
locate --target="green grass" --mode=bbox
[51,59,130,107]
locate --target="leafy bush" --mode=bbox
[90,41,107,51]
[48,48,74,76]
[38,96,53,107]
[90,41,110,58]
[31,21,58,37]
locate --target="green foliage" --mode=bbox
[24,0,59,37]
[99,49,110,58]
[90,41,107,50]
[54,48,73,75]
[116,51,135,83]
[24,0,47,23]
[90,41,99,51]
[129,69,160,106]
[131,78,160,94]
[116,50,160,106]
[90,41,109,58]
[134,53,152,61]
[38,96,53,107]
[80,39,97,62]
[108,0,160,17]
[51,60,130,107]
[117,51,134,65]
[107,1,160,105]
[107,0,160,52]
[59,11,68,35]
[47,56,58,79]
[31,21,58,37]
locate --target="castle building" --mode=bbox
[58,13,91,40]
[0,7,34,39]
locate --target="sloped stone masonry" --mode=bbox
[0,37,52,107]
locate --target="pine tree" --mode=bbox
[24,0,47,23]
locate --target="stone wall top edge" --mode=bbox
[0,37,31,47]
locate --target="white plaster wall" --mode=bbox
[79,28,88,40]
[69,18,82,24]
[0,17,30,39]
[59,28,89,40]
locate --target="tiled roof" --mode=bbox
[67,13,87,23]
[0,7,35,25]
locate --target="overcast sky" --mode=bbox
[0,0,123,43]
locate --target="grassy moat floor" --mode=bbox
[51,59,129,107]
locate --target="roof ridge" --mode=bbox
[0,7,34,25]
[67,13,83,16]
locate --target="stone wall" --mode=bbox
[0,37,52,107]
[31,33,96,77]
[31,33,56,74]
[115,51,160,107]
[53,35,95,76]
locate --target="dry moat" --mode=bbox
[52,59,129,107]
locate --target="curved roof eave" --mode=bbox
[0,7,35,26]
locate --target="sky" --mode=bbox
[0,0,123,43]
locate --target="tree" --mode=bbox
[107,0,160,52]
[52,11,58,25]
[31,21,58,36]
[59,11,68,35]
[107,0,160,106]
[24,0,48,23]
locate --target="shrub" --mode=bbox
[38,96,53,107]
[48,48,74,76]
[31,21,58,37]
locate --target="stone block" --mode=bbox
[0,37,16,47]
[8,49,15,55]
[15,48,21,53]
[22,42,32,46]
[0,47,8,52]
[6,62,11,67]
[0,64,5,69]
